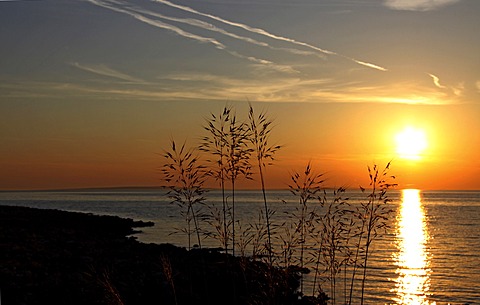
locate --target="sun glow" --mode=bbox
[395,127,428,160]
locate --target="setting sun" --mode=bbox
[395,127,428,160]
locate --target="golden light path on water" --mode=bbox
[393,189,433,305]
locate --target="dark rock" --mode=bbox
[0,205,326,305]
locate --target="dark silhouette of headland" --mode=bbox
[0,205,325,305]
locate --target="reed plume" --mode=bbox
[161,139,208,250]
[248,104,281,264]
[201,106,251,256]
[351,162,396,305]
[200,107,230,253]
[287,162,325,294]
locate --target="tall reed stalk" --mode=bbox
[287,162,325,294]
[200,108,230,253]
[200,106,251,256]
[248,104,281,264]
[349,162,396,305]
[311,187,351,305]
[224,111,251,256]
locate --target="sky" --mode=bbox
[0,0,479,190]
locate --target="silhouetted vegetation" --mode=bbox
[161,104,396,304]
[161,140,208,250]
[248,103,282,264]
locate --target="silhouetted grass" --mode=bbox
[161,255,178,305]
[356,162,396,305]
[248,103,281,264]
[310,187,352,304]
[161,139,208,250]
[286,162,325,294]
[159,104,396,305]
[200,107,231,253]
[200,107,252,255]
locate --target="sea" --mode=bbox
[1,188,479,305]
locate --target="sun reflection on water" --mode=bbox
[393,189,433,305]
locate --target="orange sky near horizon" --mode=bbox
[1,101,479,191]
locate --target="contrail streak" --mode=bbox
[154,0,387,71]
[88,0,226,50]
[350,59,388,72]
[127,4,322,58]
[131,7,269,47]
[71,62,145,83]
[88,0,295,71]
[153,0,334,55]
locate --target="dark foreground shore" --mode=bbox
[0,205,326,305]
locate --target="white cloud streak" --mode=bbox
[88,0,386,72]
[154,0,335,55]
[384,0,461,11]
[70,62,145,83]
[130,5,323,59]
[426,73,479,102]
[153,0,387,71]
[87,0,296,73]
[88,0,226,50]
[132,7,269,48]
[349,59,388,72]
[428,73,447,89]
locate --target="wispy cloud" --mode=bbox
[349,59,387,72]
[70,62,145,83]
[154,0,334,54]
[426,73,479,102]
[428,73,447,89]
[131,5,324,59]
[153,0,387,71]
[87,0,226,50]
[384,0,461,11]
[87,0,386,72]
[1,72,461,106]
[87,0,296,73]
[132,7,269,48]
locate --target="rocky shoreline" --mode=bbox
[0,205,326,305]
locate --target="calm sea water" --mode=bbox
[1,189,479,305]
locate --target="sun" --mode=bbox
[395,127,428,160]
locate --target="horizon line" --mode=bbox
[1,186,479,193]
